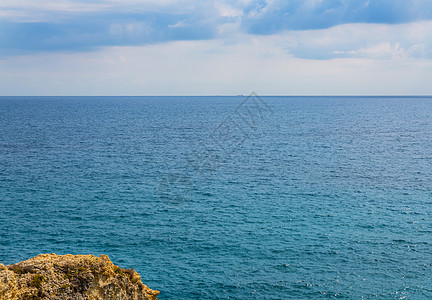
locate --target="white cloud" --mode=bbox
[2,27,432,96]
[0,0,109,13]
[168,20,188,28]
[246,0,274,18]
[407,43,426,57]
[215,3,243,17]
[109,23,152,37]
[0,0,204,21]
[281,21,432,59]
[344,42,405,59]
[1,10,432,95]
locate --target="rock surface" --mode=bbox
[0,254,159,300]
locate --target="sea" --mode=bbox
[0,96,431,299]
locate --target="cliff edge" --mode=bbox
[0,254,159,300]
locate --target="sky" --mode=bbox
[1,0,432,95]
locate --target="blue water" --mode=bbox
[1,96,432,299]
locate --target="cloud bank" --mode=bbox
[1,0,432,95]
[242,0,432,33]
[1,0,432,57]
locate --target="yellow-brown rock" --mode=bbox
[0,254,159,300]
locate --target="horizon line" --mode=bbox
[1,95,432,97]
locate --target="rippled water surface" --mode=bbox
[1,96,432,299]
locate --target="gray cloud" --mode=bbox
[1,0,431,56]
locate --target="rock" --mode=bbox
[0,254,159,300]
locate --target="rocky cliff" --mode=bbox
[0,254,159,300]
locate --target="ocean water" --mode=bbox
[1,96,432,299]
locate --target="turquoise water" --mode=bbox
[1,96,432,299]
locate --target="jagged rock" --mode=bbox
[0,254,159,300]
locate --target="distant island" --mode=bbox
[0,254,159,300]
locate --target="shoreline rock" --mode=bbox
[0,254,159,300]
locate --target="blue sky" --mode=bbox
[1,0,432,95]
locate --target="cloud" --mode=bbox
[281,21,432,60]
[0,1,240,55]
[241,0,432,34]
[2,0,432,96]
[2,36,432,96]
[340,42,405,59]
[0,11,217,55]
[1,0,431,56]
